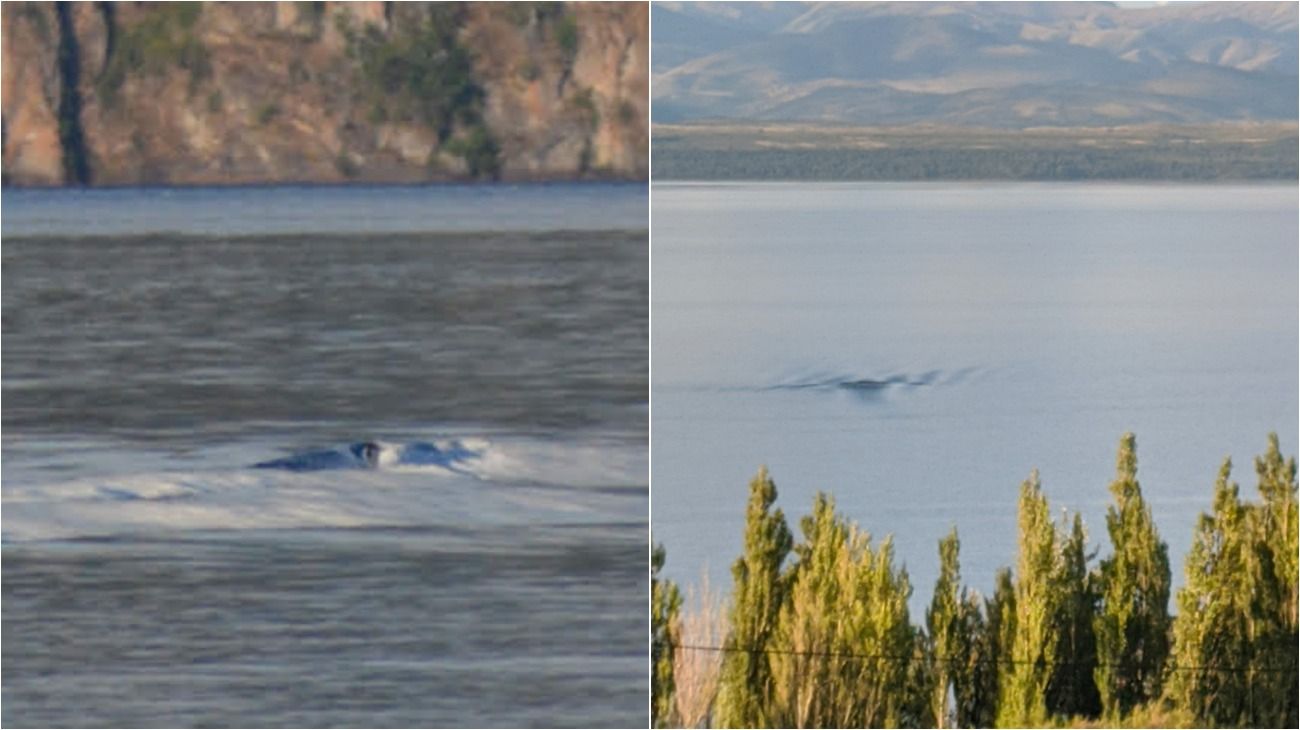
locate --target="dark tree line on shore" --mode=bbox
[651,142,1299,182]
[652,433,1298,728]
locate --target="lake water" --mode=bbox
[2,183,648,727]
[651,182,1297,612]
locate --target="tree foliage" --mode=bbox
[1094,434,1172,719]
[1045,513,1102,719]
[997,471,1062,727]
[674,434,1297,728]
[926,527,965,728]
[1250,434,1299,727]
[1173,437,1300,727]
[959,586,1001,728]
[769,493,914,728]
[652,542,683,728]
[714,467,793,728]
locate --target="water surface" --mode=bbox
[651,182,1297,610]
[3,183,648,727]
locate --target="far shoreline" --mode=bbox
[651,121,1299,182]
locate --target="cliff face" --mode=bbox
[1,1,648,186]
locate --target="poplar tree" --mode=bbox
[651,543,682,727]
[1254,433,1298,631]
[715,467,793,728]
[926,527,965,728]
[1094,433,1171,719]
[899,626,936,729]
[769,492,849,728]
[956,590,998,728]
[1045,513,1101,719]
[1248,434,1298,727]
[986,566,1017,725]
[769,493,914,728]
[836,529,913,728]
[1171,458,1253,726]
[997,470,1062,727]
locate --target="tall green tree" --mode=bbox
[1171,458,1253,725]
[926,527,966,728]
[997,470,1063,727]
[1094,433,1172,719]
[836,528,914,729]
[715,467,793,728]
[1247,434,1298,727]
[957,589,999,728]
[769,492,849,728]
[769,493,914,728]
[1253,433,1298,632]
[1045,513,1102,719]
[899,626,937,730]
[651,542,683,728]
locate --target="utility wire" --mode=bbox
[663,641,1296,675]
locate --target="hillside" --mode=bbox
[2,1,647,186]
[652,1,1298,128]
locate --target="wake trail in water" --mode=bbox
[2,434,646,543]
[252,439,482,472]
[682,366,988,398]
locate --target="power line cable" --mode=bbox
[662,641,1296,675]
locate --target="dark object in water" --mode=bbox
[254,440,478,472]
[351,441,381,467]
[837,377,897,391]
[768,371,939,393]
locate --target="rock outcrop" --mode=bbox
[2,1,648,186]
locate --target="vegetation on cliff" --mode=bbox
[339,3,497,177]
[95,2,210,108]
[1,2,647,186]
[653,434,1299,728]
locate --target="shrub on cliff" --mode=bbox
[341,4,500,179]
[96,3,210,107]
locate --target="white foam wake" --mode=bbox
[2,434,646,543]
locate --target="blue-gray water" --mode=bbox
[651,182,1297,612]
[2,183,648,728]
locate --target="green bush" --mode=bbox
[350,6,482,142]
[345,5,500,179]
[96,3,210,106]
[555,14,579,64]
[254,102,279,126]
[334,152,359,179]
[444,125,501,181]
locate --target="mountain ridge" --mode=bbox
[652,1,1299,128]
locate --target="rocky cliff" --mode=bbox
[2,1,648,186]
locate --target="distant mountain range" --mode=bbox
[652,1,1299,127]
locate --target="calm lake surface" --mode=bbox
[652,182,1297,611]
[2,183,648,728]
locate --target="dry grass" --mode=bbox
[672,572,727,728]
